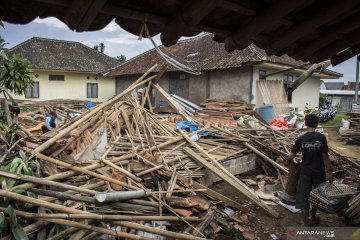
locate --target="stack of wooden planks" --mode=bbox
[340,112,360,139]
[196,98,254,119]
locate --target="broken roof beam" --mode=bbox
[265,62,309,77]
[161,0,220,47]
[293,14,360,60]
[312,28,360,63]
[331,43,360,66]
[270,0,359,52]
[224,0,316,51]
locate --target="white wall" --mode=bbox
[251,64,321,111]
[11,70,116,102]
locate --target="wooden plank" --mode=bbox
[152,83,192,121]
[182,147,279,218]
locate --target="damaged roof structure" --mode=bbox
[1,0,360,66]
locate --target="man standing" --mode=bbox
[41,112,58,133]
[287,114,333,226]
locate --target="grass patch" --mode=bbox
[321,112,349,127]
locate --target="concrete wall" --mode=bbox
[208,67,251,103]
[11,70,116,102]
[251,64,321,111]
[138,67,251,105]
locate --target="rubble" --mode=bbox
[0,65,359,239]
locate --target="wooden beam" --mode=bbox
[34,64,158,153]
[152,83,192,121]
[225,0,316,51]
[265,62,309,77]
[77,0,107,31]
[183,147,279,218]
[312,28,360,63]
[331,43,360,66]
[271,0,358,50]
[161,0,220,47]
[65,0,93,30]
[218,1,255,15]
[293,14,360,59]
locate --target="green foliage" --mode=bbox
[93,45,99,51]
[47,224,65,238]
[99,42,105,53]
[0,121,18,137]
[0,36,8,50]
[116,54,126,63]
[3,206,29,240]
[0,52,34,96]
[319,93,328,106]
[0,150,40,188]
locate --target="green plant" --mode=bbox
[116,54,126,63]
[0,206,28,240]
[0,52,34,101]
[0,150,40,188]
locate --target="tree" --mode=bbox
[0,36,8,50]
[93,45,99,51]
[99,42,105,53]
[116,55,126,63]
[0,52,34,100]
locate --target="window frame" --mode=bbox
[87,83,98,98]
[25,81,40,99]
[49,74,65,81]
[259,70,267,80]
[283,73,293,84]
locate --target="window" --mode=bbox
[283,74,293,84]
[25,81,39,98]
[259,70,266,80]
[283,74,294,103]
[49,74,64,81]
[87,83,98,98]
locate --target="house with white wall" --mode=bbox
[112,34,341,111]
[7,37,119,102]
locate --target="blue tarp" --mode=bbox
[85,101,96,108]
[176,121,198,132]
[176,121,220,141]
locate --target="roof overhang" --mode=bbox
[1,0,360,66]
[320,89,358,95]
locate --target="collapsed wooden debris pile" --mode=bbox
[0,65,272,240]
[340,112,360,140]
[1,65,359,239]
[196,99,254,119]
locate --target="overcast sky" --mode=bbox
[1,17,358,83]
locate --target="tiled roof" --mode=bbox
[6,37,119,73]
[324,82,345,90]
[111,34,341,77]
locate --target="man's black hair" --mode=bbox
[50,111,57,117]
[305,114,319,128]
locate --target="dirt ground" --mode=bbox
[211,130,359,240]
[326,128,360,159]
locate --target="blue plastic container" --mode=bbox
[256,105,275,123]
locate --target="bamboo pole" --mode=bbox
[0,207,153,240]
[0,190,206,240]
[14,213,202,222]
[34,64,158,153]
[16,136,183,191]
[33,151,138,190]
[1,171,96,195]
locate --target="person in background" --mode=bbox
[8,102,20,123]
[287,114,333,227]
[41,112,58,133]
